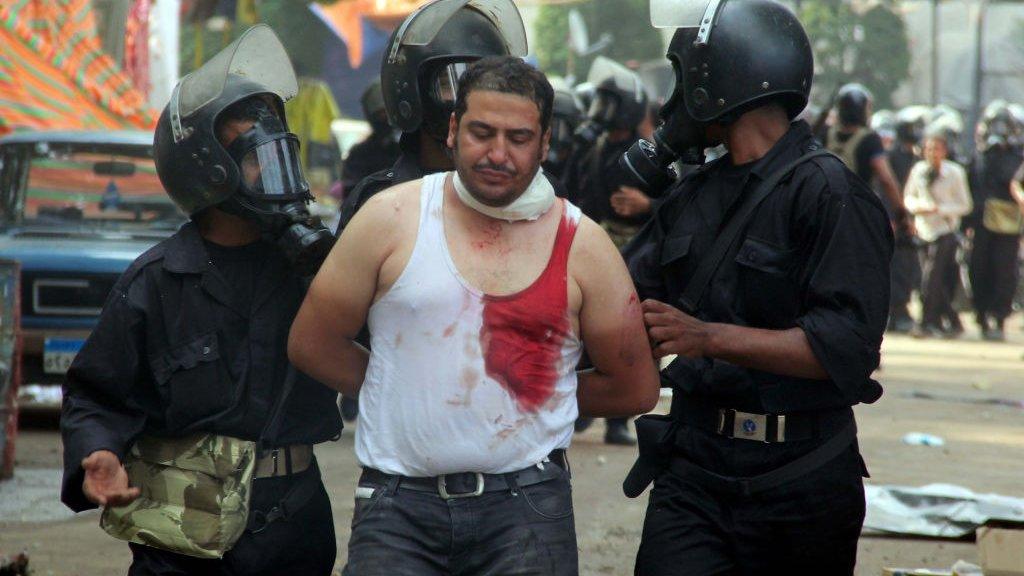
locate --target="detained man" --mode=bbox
[289,56,660,575]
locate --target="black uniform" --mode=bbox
[61,222,341,574]
[341,132,401,196]
[626,122,892,574]
[827,126,886,184]
[887,144,923,329]
[336,151,428,236]
[968,146,1024,328]
[567,135,648,240]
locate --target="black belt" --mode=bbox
[360,449,569,501]
[669,420,858,497]
[248,459,322,533]
[671,396,854,443]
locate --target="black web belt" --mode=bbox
[669,420,857,497]
[359,449,569,501]
[670,396,854,443]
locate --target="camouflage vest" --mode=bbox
[825,126,871,171]
[100,434,257,559]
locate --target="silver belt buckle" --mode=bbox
[733,411,768,442]
[437,472,485,500]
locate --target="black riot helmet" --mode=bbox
[549,78,583,152]
[978,99,1023,150]
[380,0,527,141]
[587,56,649,132]
[895,105,929,145]
[154,25,334,275]
[361,79,391,133]
[836,83,873,127]
[622,0,813,194]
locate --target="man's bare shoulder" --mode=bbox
[568,215,625,279]
[345,178,424,236]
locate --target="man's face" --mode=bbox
[924,137,947,168]
[447,90,550,208]
[218,118,261,188]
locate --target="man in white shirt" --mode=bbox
[289,56,659,575]
[904,134,973,337]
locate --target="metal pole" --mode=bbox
[970,0,988,148]
[931,0,939,106]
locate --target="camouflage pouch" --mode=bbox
[100,433,257,559]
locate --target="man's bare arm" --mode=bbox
[871,155,906,218]
[288,188,406,396]
[573,220,661,417]
[643,299,828,379]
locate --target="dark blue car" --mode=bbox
[0,131,184,411]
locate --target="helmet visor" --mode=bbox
[649,0,718,28]
[388,0,527,63]
[429,62,470,107]
[587,56,645,104]
[588,92,621,125]
[170,25,297,141]
[238,136,309,199]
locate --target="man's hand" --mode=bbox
[610,186,652,218]
[82,450,139,507]
[642,299,711,359]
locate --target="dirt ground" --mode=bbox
[1,317,1022,576]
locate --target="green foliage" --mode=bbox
[535,5,571,75]
[179,0,332,77]
[533,0,666,80]
[800,0,911,109]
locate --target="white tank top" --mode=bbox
[355,172,584,476]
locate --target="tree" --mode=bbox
[533,0,665,81]
[800,0,911,109]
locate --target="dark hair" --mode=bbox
[454,56,554,134]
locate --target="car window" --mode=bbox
[23,144,183,229]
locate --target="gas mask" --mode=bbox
[219,99,334,276]
[620,89,706,197]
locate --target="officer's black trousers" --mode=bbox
[127,463,336,576]
[890,242,922,322]
[969,228,1021,324]
[635,429,866,576]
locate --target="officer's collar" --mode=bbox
[162,221,210,274]
[696,120,815,181]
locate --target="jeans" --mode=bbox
[343,467,578,576]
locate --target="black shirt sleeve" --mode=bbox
[792,166,893,404]
[60,284,149,512]
[856,132,886,182]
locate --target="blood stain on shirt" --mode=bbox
[480,212,576,413]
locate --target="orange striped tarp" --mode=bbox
[0,0,156,135]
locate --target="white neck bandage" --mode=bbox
[452,168,556,222]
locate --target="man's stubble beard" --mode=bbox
[452,137,544,208]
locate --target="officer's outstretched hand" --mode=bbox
[642,299,710,359]
[82,450,140,507]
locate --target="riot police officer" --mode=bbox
[334,0,527,235]
[543,77,584,183]
[60,26,341,574]
[826,83,909,224]
[341,79,400,195]
[566,56,652,244]
[621,1,893,573]
[968,100,1024,341]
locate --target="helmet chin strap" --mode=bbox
[452,168,556,223]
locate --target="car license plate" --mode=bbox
[43,338,85,374]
